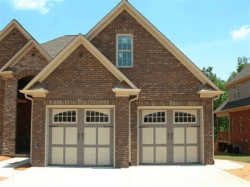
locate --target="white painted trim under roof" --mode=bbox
[0,19,32,41]
[112,88,141,97]
[197,90,225,98]
[86,0,221,92]
[19,90,49,97]
[23,34,138,91]
[0,40,52,72]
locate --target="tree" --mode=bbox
[228,57,250,81]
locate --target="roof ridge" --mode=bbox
[41,35,77,45]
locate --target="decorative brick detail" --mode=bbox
[0,79,5,153]
[0,28,28,69]
[44,99,116,105]
[2,78,18,154]
[115,28,134,34]
[115,97,129,168]
[14,70,40,80]
[31,98,46,167]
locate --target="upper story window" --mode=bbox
[53,109,77,123]
[174,110,197,124]
[233,85,240,100]
[117,35,133,68]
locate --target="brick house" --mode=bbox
[214,64,250,154]
[0,0,224,168]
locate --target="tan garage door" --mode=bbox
[49,108,114,166]
[139,109,200,164]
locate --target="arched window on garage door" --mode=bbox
[53,109,77,123]
[142,110,167,124]
[85,109,110,123]
[174,110,197,124]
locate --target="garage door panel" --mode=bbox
[187,146,198,163]
[84,128,96,145]
[52,127,64,145]
[84,148,96,165]
[98,128,110,145]
[142,147,154,163]
[98,148,110,165]
[173,128,185,144]
[65,128,77,145]
[52,147,64,164]
[156,147,167,163]
[174,146,185,163]
[155,128,167,144]
[186,127,197,144]
[65,147,77,165]
[142,128,154,144]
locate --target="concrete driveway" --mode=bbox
[1,164,250,187]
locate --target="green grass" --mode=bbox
[215,153,250,163]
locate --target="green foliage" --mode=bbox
[228,57,250,82]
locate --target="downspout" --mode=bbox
[24,94,33,165]
[212,94,220,164]
[129,94,139,166]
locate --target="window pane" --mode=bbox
[86,111,90,116]
[100,117,104,122]
[72,117,76,122]
[68,117,72,122]
[128,52,131,58]
[54,117,58,122]
[175,117,178,122]
[179,112,183,117]
[63,112,67,116]
[127,59,132,67]
[123,43,127,50]
[188,117,191,122]
[63,117,67,122]
[86,117,90,122]
[59,117,62,122]
[184,113,187,116]
[118,43,122,50]
[118,59,122,67]
[68,111,71,116]
[105,117,108,122]
[72,111,76,116]
[118,52,123,58]
[184,117,187,122]
[118,36,122,43]
[157,118,161,122]
[175,112,178,117]
[162,118,165,122]
[91,117,94,122]
[123,52,127,58]
[157,112,161,117]
[192,117,196,122]
[179,118,183,122]
[96,117,99,122]
[123,59,127,66]
[127,43,131,50]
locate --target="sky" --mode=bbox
[0,0,249,81]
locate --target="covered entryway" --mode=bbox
[139,108,201,165]
[48,107,114,166]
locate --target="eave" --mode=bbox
[19,90,49,97]
[197,91,225,98]
[112,88,141,97]
[0,71,14,78]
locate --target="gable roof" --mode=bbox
[0,39,52,72]
[226,63,250,88]
[86,0,220,91]
[41,35,77,58]
[0,19,32,41]
[23,34,137,90]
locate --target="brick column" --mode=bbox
[115,97,129,168]
[131,101,138,166]
[31,98,46,167]
[0,79,5,153]
[2,78,18,154]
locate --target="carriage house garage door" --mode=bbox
[139,108,203,165]
[48,107,114,166]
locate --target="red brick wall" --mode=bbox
[0,28,28,69]
[43,45,119,100]
[31,98,46,167]
[115,97,129,168]
[230,109,250,154]
[92,10,214,165]
[0,79,5,153]
[2,78,18,154]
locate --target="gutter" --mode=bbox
[128,94,139,165]
[24,94,33,165]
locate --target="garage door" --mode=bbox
[49,108,114,166]
[139,109,200,164]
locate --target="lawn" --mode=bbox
[215,153,250,163]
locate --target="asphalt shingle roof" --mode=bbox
[40,35,77,59]
[215,97,250,112]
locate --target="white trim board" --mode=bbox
[86,0,220,91]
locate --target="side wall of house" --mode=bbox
[0,79,5,153]
[91,10,214,165]
[228,79,250,102]
[230,109,250,154]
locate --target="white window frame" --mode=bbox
[142,110,167,124]
[116,34,133,68]
[85,109,110,124]
[173,110,197,124]
[52,109,77,124]
[234,84,240,100]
